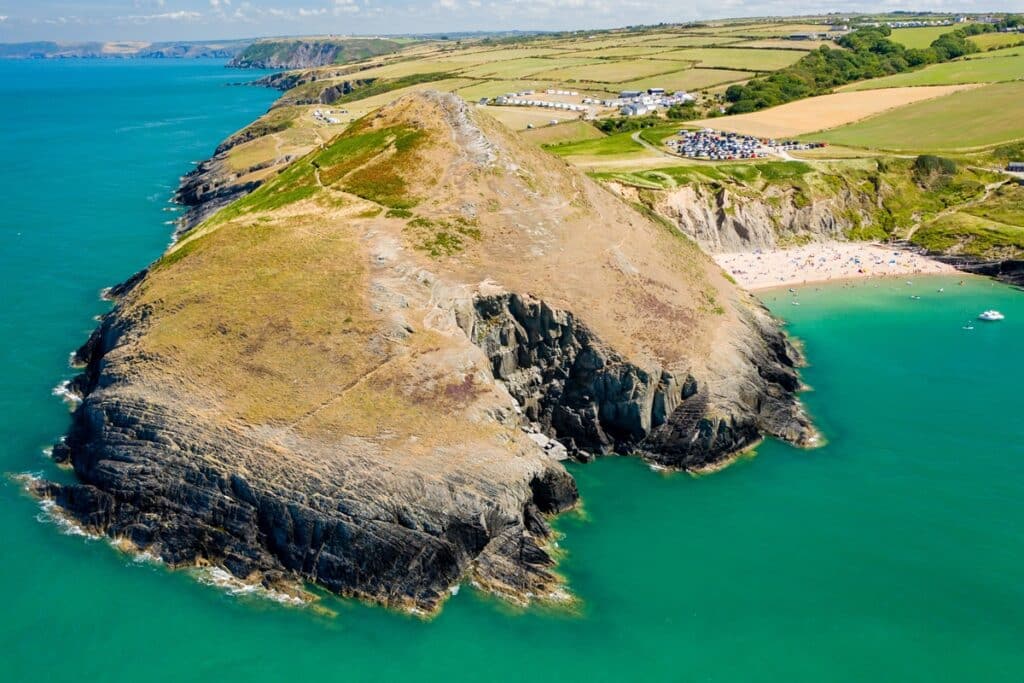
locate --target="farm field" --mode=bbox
[477,105,581,131]
[652,47,804,70]
[969,32,1024,50]
[617,68,751,93]
[458,56,601,79]
[717,23,834,37]
[840,50,1024,89]
[812,81,1024,151]
[519,120,607,145]
[695,85,972,138]
[643,35,745,47]
[542,130,663,166]
[738,39,836,50]
[890,26,952,49]
[530,59,693,83]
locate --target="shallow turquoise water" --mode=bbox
[1,61,1022,682]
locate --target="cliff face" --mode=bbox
[611,181,877,254]
[34,93,814,614]
[229,39,405,70]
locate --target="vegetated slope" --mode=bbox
[600,156,1014,255]
[33,92,814,614]
[229,38,408,69]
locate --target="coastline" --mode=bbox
[713,242,959,291]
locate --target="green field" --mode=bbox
[889,26,953,49]
[961,44,1024,59]
[969,32,1024,51]
[645,35,745,47]
[453,80,551,100]
[617,68,751,93]
[546,131,647,158]
[459,56,601,78]
[814,82,1024,151]
[653,47,804,70]
[841,51,1024,89]
[520,120,607,146]
[567,46,676,58]
[531,59,693,83]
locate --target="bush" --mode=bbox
[913,154,957,178]
[594,116,662,134]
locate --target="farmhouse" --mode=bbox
[1008,161,1024,172]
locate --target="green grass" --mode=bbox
[889,26,953,49]
[459,57,600,79]
[911,211,1024,258]
[520,120,606,146]
[531,59,694,83]
[637,123,685,147]
[592,160,812,188]
[842,51,1024,89]
[962,182,1024,226]
[651,48,804,71]
[329,72,452,104]
[547,131,645,157]
[615,68,751,93]
[207,156,319,225]
[405,216,481,257]
[813,82,1024,151]
[969,32,1024,51]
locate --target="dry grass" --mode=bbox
[530,59,694,83]
[617,68,751,93]
[697,85,975,138]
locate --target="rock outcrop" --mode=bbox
[612,181,876,254]
[34,92,815,614]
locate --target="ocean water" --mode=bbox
[1,60,1022,682]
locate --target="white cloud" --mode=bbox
[0,15,8,23]
[119,11,203,24]
[334,0,361,15]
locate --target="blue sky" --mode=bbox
[0,1,1022,42]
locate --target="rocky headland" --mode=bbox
[32,92,815,614]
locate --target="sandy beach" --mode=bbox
[713,242,958,291]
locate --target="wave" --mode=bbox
[195,567,306,607]
[51,380,82,405]
[17,473,99,540]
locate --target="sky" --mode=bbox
[0,1,1022,43]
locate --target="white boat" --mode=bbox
[977,310,1005,322]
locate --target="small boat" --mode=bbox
[977,310,1005,322]
[962,325,974,330]
[910,295,921,300]
[937,288,944,293]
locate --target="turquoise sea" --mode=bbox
[1,60,1022,682]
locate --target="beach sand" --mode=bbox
[713,242,958,291]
